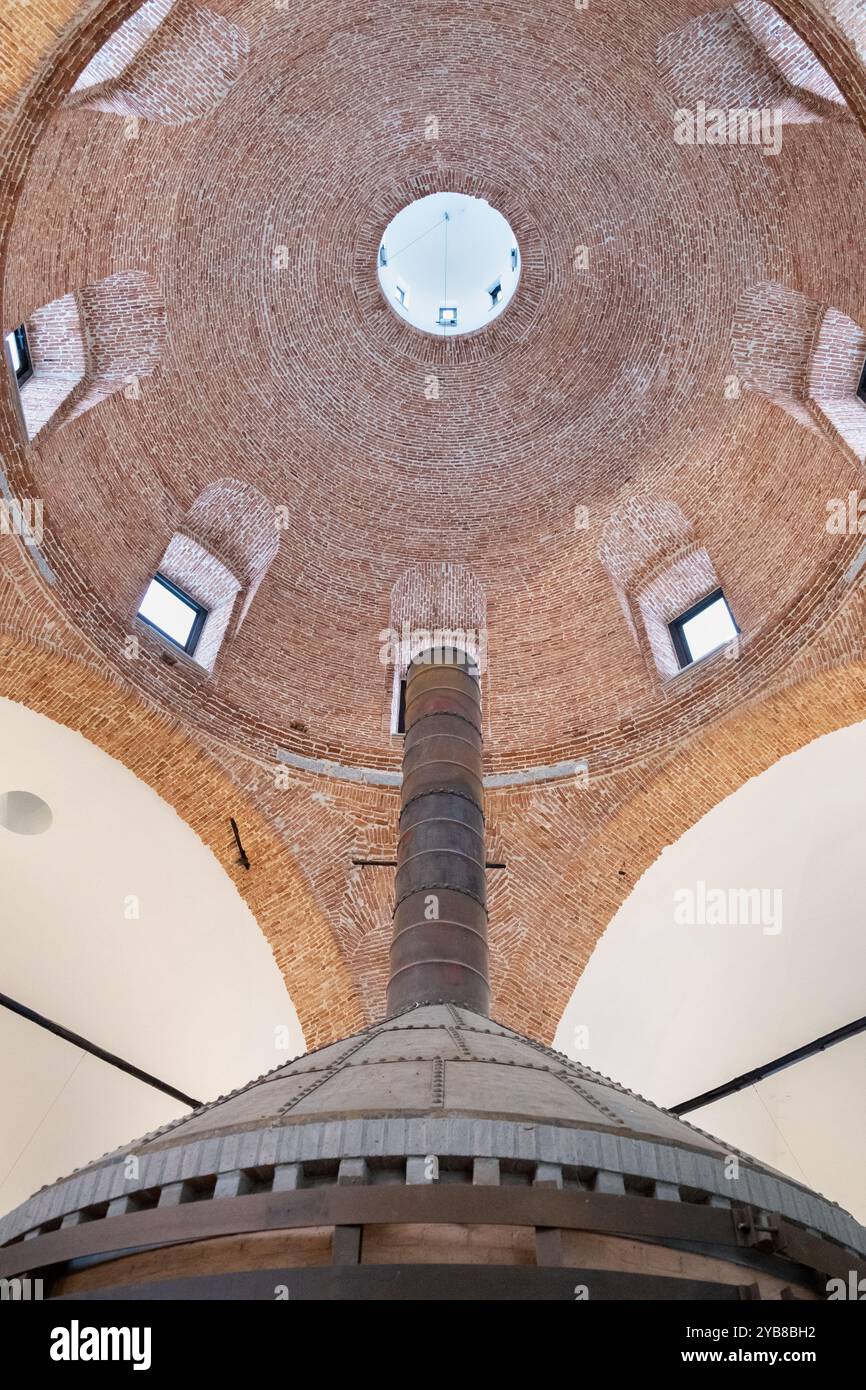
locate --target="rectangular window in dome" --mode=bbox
[858,355,866,406]
[4,325,33,387]
[397,675,407,733]
[670,590,738,668]
[390,673,407,736]
[138,574,207,655]
[488,280,502,307]
[438,306,457,327]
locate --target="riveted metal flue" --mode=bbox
[387,648,490,1015]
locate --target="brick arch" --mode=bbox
[732,280,824,429]
[64,0,251,126]
[733,280,866,462]
[182,478,279,631]
[509,657,866,1044]
[144,477,281,672]
[658,1,849,126]
[385,562,489,733]
[772,0,866,112]
[600,495,729,681]
[738,0,848,110]
[9,270,165,442]
[0,631,366,1048]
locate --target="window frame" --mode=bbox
[857,355,866,406]
[137,572,208,656]
[669,588,738,669]
[437,306,458,327]
[6,324,34,387]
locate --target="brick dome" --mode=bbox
[3,0,866,1304]
[3,0,866,1182]
[3,0,865,775]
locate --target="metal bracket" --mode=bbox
[733,1206,779,1254]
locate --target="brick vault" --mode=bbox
[1,0,866,1048]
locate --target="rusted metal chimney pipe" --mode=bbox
[387,647,490,1016]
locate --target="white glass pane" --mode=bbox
[681,596,737,663]
[138,578,198,647]
[6,331,21,375]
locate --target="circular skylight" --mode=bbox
[0,789,53,835]
[377,193,520,336]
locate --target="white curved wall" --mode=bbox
[0,697,304,1216]
[555,719,866,1223]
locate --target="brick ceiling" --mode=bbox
[2,0,866,1044]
